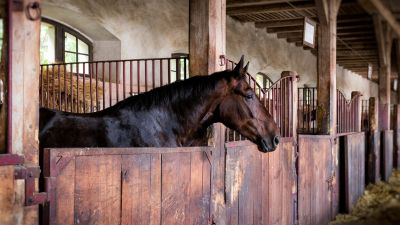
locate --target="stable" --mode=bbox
[0,0,400,225]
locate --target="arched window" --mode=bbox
[255,72,273,89]
[40,18,92,64]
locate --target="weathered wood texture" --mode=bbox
[366,131,381,183]
[0,0,8,153]
[343,133,365,213]
[298,135,338,225]
[224,138,296,225]
[189,0,226,76]
[381,130,393,181]
[9,0,41,224]
[0,166,16,225]
[393,105,400,169]
[316,0,341,134]
[43,147,212,225]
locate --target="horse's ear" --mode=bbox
[241,61,249,77]
[233,55,244,76]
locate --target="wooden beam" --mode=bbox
[226,1,315,16]
[254,19,304,28]
[266,25,303,33]
[276,32,302,39]
[359,0,400,38]
[316,0,341,134]
[396,40,400,103]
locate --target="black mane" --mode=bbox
[108,70,231,111]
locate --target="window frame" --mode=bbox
[42,18,93,63]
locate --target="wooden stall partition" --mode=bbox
[393,104,400,169]
[381,130,394,181]
[366,97,381,184]
[42,147,213,225]
[341,132,365,213]
[224,138,296,225]
[298,135,338,225]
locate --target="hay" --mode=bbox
[40,64,104,112]
[330,169,400,225]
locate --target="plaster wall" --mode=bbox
[42,0,378,100]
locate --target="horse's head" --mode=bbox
[216,56,280,152]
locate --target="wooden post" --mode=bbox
[189,0,226,76]
[315,0,341,135]
[351,91,362,132]
[373,15,393,130]
[396,40,400,104]
[189,0,226,223]
[367,97,381,183]
[9,0,41,224]
[393,105,400,169]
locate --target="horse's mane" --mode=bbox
[106,70,231,112]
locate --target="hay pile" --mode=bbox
[40,64,104,112]
[330,170,400,225]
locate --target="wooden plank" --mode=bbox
[189,151,210,225]
[161,153,191,225]
[381,130,393,181]
[298,135,333,225]
[55,157,75,225]
[227,1,316,16]
[74,155,121,225]
[121,154,161,225]
[0,166,15,225]
[344,133,366,212]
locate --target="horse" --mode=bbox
[39,56,280,152]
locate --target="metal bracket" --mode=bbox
[14,166,48,206]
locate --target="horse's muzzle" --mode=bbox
[259,136,279,153]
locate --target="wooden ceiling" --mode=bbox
[226,0,385,81]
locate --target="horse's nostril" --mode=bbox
[273,136,280,147]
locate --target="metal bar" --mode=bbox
[123,61,126,99]
[83,63,86,113]
[145,60,148,92]
[109,62,112,107]
[168,59,171,84]
[95,62,98,112]
[116,61,119,102]
[102,62,105,110]
[70,64,73,112]
[76,63,79,113]
[160,59,163,87]
[58,65,61,111]
[130,61,133,96]
[64,64,67,111]
[152,59,155,89]
[137,61,140,94]
[52,65,55,109]
[89,63,93,112]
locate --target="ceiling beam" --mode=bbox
[226,1,315,16]
[358,0,400,38]
[276,32,303,39]
[266,25,304,33]
[255,19,304,28]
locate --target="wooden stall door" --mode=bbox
[298,135,338,225]
[381,130,393,181]
[43,147,212,225]
[342,133,365,212]
[225,138,296,225]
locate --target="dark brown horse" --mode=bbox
[39,57,280,152]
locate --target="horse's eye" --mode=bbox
[245,94,254,100]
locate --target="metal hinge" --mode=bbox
[14,166,49,206]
